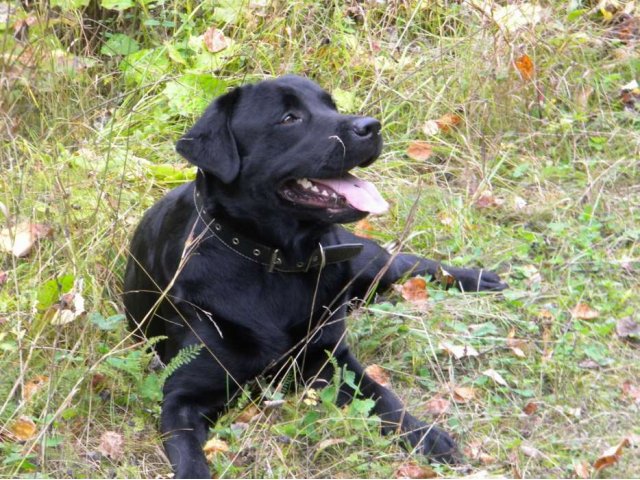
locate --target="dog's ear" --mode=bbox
[176,88,241,184]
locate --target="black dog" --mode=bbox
[123,75,506,478]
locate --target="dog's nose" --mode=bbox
[352,117,381,137]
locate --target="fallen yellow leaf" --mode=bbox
[435,113,462,133]
[594,438,630,471]
[98,430,124,461]
[483,368,508,387]
[452,386,476,403]
[406,141,434,161]
[440,341,479,360]
[0,222,53,257]
[365,364,391,388]
[23,375,49,402]
[10,415,37,441]
[203,437,229,461]
[423,395,450,416]
[203,27,229,53]
[571,303,600,320]
[395,462,438,479]
[401,277,429,304]
[515,54,535,81]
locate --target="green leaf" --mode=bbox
[165,42,189,66]
[138,373,163,402]
[213,0,245,24]
[50,0,90,9]
[567,8,587,21]
[37,274,75,310]
[319,385,338,405]
[163,74,227,116]
[332,88,357,113]
[348,398,375,416]
[120,48,171,87]
[101,33,140,57]
[100,0,135,10]
[90,312,126,330]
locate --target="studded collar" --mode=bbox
[193,188,363,273]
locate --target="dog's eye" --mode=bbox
[280,113,299,125]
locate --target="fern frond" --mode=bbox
[160,344,203,385]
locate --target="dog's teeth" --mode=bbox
[321,190,329,197]
[310,185,319,193]
[330,193,338,199]
[296,178,313,189]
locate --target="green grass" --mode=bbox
[1,0,639,477]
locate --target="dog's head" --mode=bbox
[176,75,388,224]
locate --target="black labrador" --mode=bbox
[123,75,506,478]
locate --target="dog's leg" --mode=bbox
[160,353,236,479]
[303,347,459,463]
[160,389,217,479]
[335,228,507,294]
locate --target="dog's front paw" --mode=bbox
[449,267,508,292]
[406,424,461,464]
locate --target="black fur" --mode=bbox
[123,75,507,478]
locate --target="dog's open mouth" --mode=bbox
[279,173,389,215]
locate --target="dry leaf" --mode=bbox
[437,212,453,226]
[406,141,434,161]
[571,303,600,320]
[401,277,429,304]
[434,266,456,289]
[513,195,528,210]
[424,396,450,415]
[616,316,640,339]
[422,120,440,136]
[10,415,37,441]
[354,219,374,239]
[507,329,528,358]
[236,404,261,423]
[610,13,640,44]
[464,441,482,459]
[395,462,438,479]
[0,222,53,257]
[474,190,504,209]
[574,460,591,479]
[523,401,539,415]
[538,308,554,320]
[23,375,49,402]
[203,437,230,461]
[365,364,391,388]
[485,2,549,33]
[464,441,495,465]
[520,444,542,459]
[203,27,229,53]
[621,381,640,404]
[514,54,534,81]
[483,369,508,387]
[316,438,346,452]
[98,431,124,461]
[263,399,285,410]
[452,386,476,403]
[593,438,630,471]
[440,341,479,360]
[435,113,462,133]
[51,293,86,325]
[578,359,601,369]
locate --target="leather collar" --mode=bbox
[193,188,363,273]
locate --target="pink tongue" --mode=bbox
[313,173,389,215]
